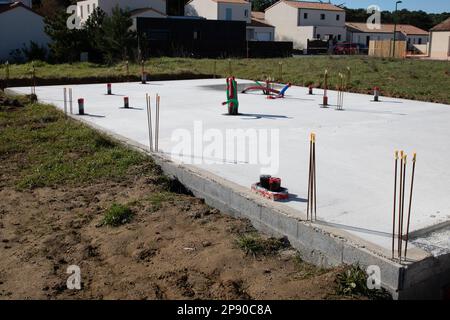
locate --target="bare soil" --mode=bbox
[0,100,348,300]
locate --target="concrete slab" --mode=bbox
[8,78,450,298]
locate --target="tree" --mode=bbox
[44,10,89,62]
[84,7,107,62]
[96,6,137,64]
[251,0,277,12]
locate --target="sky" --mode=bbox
[339,0,450,13]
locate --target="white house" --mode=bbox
[429,17,450,60]
[346,22,429,52]
[265,0,346,50]
[76,0,167,24]
[248,11,274,41]
[185,0,273,41]
[0,1,50,61]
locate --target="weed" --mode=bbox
[335,265,391,300]
[147,191,176,212]
[237,234,287,256]
[102,203,133,227]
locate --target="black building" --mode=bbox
[136,17,247,58]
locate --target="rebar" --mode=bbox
[146,93,153,152]
[404,153,416,260]
[307,133,317,222]
[392,150,399,259]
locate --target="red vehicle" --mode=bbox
[334,42,359,55]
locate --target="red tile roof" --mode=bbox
[282,1,344,12]
[346,22,429,35]
[431,17,450,32]
[249,11,274,27]
[212,0,249,4]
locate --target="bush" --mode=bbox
[102,203,133,226]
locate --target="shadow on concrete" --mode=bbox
[119,107,144,110]
[79,113,105,118]
[237,113,292,120]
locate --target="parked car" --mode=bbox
[334,42,359,55]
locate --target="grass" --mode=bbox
[0,91,154,189]
[1,56,450,104]
[335,265,392,300]
[102,203,134,227]
[147,191,176,212]
[236,234,287,256]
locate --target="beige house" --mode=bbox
[185,0,274,41]
[265,0,346,50]
[346,22,429,53]
[429,17,450,60]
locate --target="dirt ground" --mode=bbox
[0,99,349,300]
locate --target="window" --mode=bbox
[244,9,248,17]
[80,5,83,18]
[337,34,341,41]
[304,12,308,19]
[317,34,321,39]
[87,4,90,14]
[93,3,96,10]
[320,14,325,20]
[336,14,340,21]
[225,8,232,20]
[418,38,422,45]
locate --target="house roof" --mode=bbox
[0,1,42,16]
[431,17,450,32]
[346,22,429,35]
[129,7,167,17]
[212,0,249,3]
[185,0,249,5]
[267,1,344,12]
[249,12,274,28]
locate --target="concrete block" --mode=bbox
[229,192,262,222]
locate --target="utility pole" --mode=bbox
[392,1,402,58]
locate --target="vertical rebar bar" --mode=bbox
[392,150,399,259]
[63,88,67,116]
[307,133,316,222]
[307,134,313,221]
[146,93,153,152]
[69,88,73,115]
[398,151,404,260]
[155,94,160,152]
[399,154,407,260]
[404,153,416,260]
[312,134,317,220]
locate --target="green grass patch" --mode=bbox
[335,265,391,300]
[147,191,176,212]
[237,234,287,256]
[2,56,449,104]
[0,98,154,189]
[102,203,133,227]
